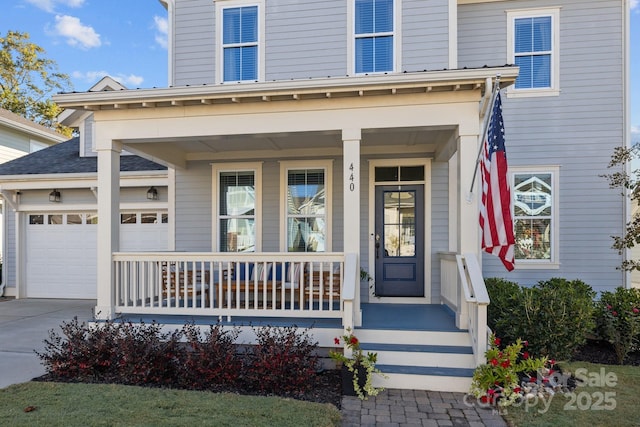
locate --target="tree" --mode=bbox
[602,143,640,271]
[0,30,73,137]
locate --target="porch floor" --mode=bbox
[110,303,462,332]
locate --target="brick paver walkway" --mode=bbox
[341,389,508,427]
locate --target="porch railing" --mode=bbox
[112,252,356,324]
[439,252,490,366]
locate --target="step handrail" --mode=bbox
[456,253,489,366]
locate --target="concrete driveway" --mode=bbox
[0,298,95,389]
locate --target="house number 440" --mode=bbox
[348,163,356,192]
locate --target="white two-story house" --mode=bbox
[47,0,629,391]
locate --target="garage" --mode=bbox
[25,211,168,299]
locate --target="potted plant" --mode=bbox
[330,328,385,399]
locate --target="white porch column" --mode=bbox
[342,128,362,327]
[458,134,481,255]
[95,137,122,319]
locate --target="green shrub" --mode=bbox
[485,277,523,345]
[523,278,596,360]
[594,287,640,364]
[486,277,596,360]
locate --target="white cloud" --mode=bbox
[632,125,640,144]
[54,15,101,49]
[631,0,638,11]
[72,70,144,88]
[153,16,168,49]
[26,0,84,13]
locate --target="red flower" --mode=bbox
[612,311,618,317]
[501,360,511,368]
[606,304,612,310]
[494,337,501,346]
[490,358,499,366]
[514,387,522,394]
[522,352,529,360]
[523,340,529,347]
[487,389,495,395]
[633,308,639,314]
[480,396,489,403]
[529,377,537,383]
[334,337,340,345]
[349,336,359,346]
[549,359,556,365]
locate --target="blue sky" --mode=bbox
[2,0,639,143]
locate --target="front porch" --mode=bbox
[109,251,489,392]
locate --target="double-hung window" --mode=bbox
[511,167,559,267]
[507,8,560,96]
[220,3,260,82]
[213,164,262,252]
[354,0,395,74]
[281,161,332,253]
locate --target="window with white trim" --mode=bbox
[219,2,261,82]
[354,0,395,74]
[511,167,559,266]
[507,8,560,96]
[281,161,332,252]
[219,171,257,252]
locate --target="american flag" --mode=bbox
[479,92,515,271]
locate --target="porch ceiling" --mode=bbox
[121,125,456,165]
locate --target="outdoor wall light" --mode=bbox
[146,186,158,200]
[49,189,61,203]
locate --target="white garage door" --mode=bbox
[26,212,168,299]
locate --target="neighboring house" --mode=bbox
[0,77,169,299]
[49,0,629,392]
[0,108,67,266]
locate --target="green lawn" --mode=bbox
[0,382,341,427]
[502,362,640,427]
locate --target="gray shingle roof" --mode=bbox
[0,138,166,176]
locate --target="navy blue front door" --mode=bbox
[374,185,424,297]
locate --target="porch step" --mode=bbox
[354,327,476,393]
[361,343,475,369]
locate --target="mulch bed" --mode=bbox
[572,339,640,366]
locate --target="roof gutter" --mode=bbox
[53,67,519,110]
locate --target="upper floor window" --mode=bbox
[511,167,559,268]
[354,0,395,74]
[507,8,560,97]
[218,2,262,82]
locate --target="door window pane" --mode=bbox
[383,191,415,257]
[121,213,137,224]
[141,213,158,224]
[29,214,44,225]
[48,214,63,225]
[67,214,83,225]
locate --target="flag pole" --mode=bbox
[466,75,501,202]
